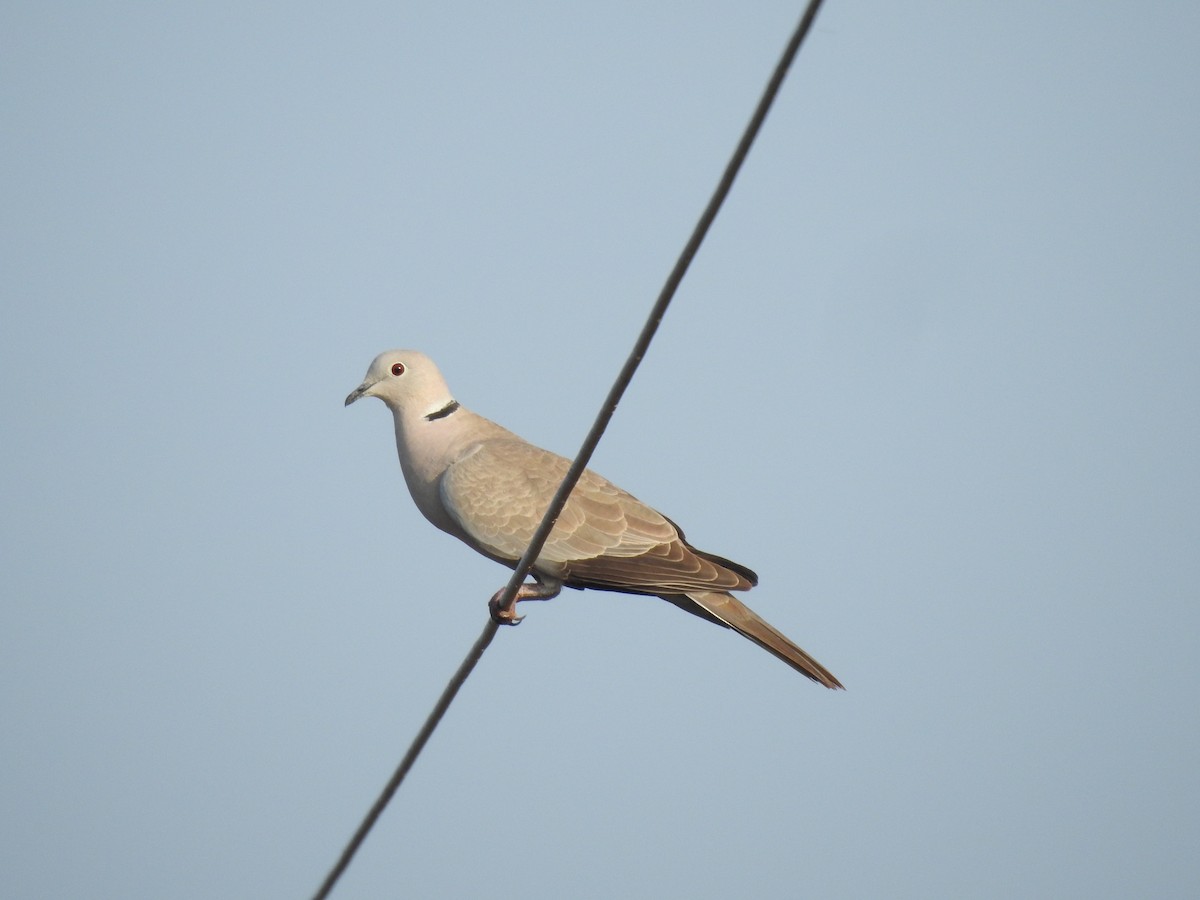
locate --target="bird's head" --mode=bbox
[344,349,454,416]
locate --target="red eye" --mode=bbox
[390,362,405,376]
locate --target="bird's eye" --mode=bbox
[390,362,405,376]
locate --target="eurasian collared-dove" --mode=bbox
[346,349,842,689]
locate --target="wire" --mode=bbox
[311,622,497,900]
[494,0,827,620]
[313,3,826,896]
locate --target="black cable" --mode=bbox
[313,3,826,895]
[312,622,497,900]
[494,0,827,620]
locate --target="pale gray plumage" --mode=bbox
[345,349,842,689]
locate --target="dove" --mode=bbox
[345,349,842,689]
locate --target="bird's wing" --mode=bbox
[438,438,754,593]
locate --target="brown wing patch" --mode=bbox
[441,437,756,594]
[562,537,756,594]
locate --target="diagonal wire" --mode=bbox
[313,2,826,897]
[311,621,498,900]
[493,0,827,622]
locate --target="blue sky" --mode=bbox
[3,3,1198,898]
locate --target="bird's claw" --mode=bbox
[489,592,524,626]
[489,578,560,624]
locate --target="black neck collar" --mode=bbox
[424,400,460,422]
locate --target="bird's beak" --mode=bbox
[344,381,371,406]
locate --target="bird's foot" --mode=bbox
[489,589,524,625]
[488,578,563,625]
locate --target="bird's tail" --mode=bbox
[680,591,844,689]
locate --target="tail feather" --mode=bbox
[679,591,844,689]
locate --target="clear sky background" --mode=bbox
[3,3,1198,898]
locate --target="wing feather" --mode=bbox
[438,438,754,592]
